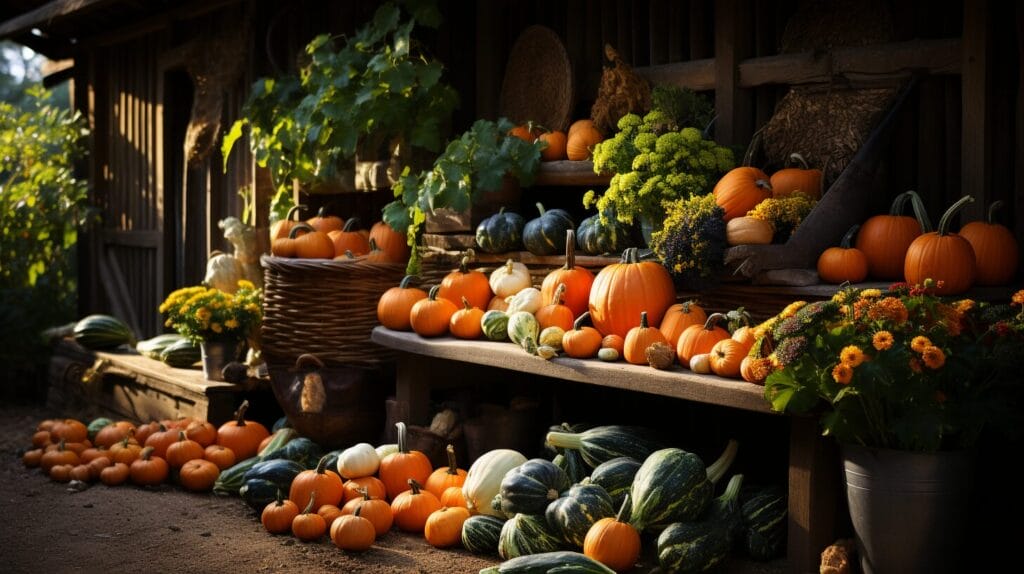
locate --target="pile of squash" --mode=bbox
[269,206,410,263]
[719,154,822,247]
[509,119,604,163]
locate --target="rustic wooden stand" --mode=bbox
[372,327,838,573]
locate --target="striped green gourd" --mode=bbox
[500,458,571,516]
[481,310,510,341]
[545,425,665,469]
[462,514,507,555]
[657,474,745,573]
[159,338,201,368]
[741,485,787,560]
[73,314,136,349]
[498,513,564,560]
[630,440,738,532]
[576,211,633,255]
[479,551,615,574]
[588,456,642,510]
[545,483,615,548]
[136,333,186,359]
[523,203,575,256]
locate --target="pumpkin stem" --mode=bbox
[342,217,361,232]
[705,439,739,484]
[458,256,470,274]
[234,400,250,427]
[572,311,592,331]
[140,446,155,461]
[315,454,331,474]
[788,152,810,170]
[369,238,379,252]
[396,422,408,453]
[937,195,975,236]
[722,474,744,502]
[545,430,583,451]
[755,178,773,192]
[353,505,363,518]
[177,430,187,442]
[288,222,314,239]
[987,200,1005,224]
[535,202,546,216]
[461,296,472,311]
[357,486,371,500]
[445,444,459,476]
[274,488,285,506]
[840,225,860,249]
[504,259,514,275]
[620,247,638,264]
[639,311,649,329]
[891,191,933,233]
[553,283,566,306]
[427,285,441,301]
[704,313,726,331]
[407,478,422,495]
[564,229,577,270]
[302,491,318,515]
[398,275,419,289]
[284,205,304,221]
[615,493,631,523]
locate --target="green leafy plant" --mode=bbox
[221,1,458,194]
[583,111,734,231]
[383,118,544,274]
[762,283,1024,451]
[650,194,727,288]
[649,85,715,133]
[1,86,92,395]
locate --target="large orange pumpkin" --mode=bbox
[677,313,730,368]
[855,190,931,280]
[369,220,411,263]
[216,400,270,461]
[770,153,822,199]
[588,248,675,338]
[540,230,595,318]
[959,200,1019,286]
[378,422,433,500]
[377,275,428,331]
[658,301,707,347]
[713,167,773,221]
[818,226,869,284]
[904,195,977,295]
[437,255,492,310]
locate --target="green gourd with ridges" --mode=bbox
[498,513,564,560]
[136,333,186,359]
[657,474,745,573]
[740,485,787,560]
[523,203,575,256]
[576,211,633,255]
[630,440,738,532]
[213,427,298,495]
[160,338,201,368]
[481,310,510,341]
[507,311,540,347]
[87,417,114,442]
[589,456,642,511]
[259,436,324,469]
[462,514,507,555]
[545,483,615,548]
[239,459,305,511]
[479,551,616,574]
[500,458,571,516]
[73,314,136,349]
[476,208,526,253]
[545,425,665,469]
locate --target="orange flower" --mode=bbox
[1013,289,1024,306]
[840,345,866,367]
[922,346,946,369]
[911,336,932,353]
[953,299,975,313]
[832,363,853,385]
[867,297,909,324]
[853,299,872,321]
[872,331,894,351]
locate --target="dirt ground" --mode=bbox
[0,402,500,574]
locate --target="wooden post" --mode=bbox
[788,416,841,574]
[961,0,990,222]
[714,0,753,146]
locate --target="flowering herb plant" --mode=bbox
[761,282,1024,452]
[650,193,726,288]
[745,192,818,242]
[159,280,263,345]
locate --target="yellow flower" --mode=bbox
[196,307,212,322]
[872,331,894,351]
[781,301,807,319]
[922,346,946,369]
[238,279,255,290]
[769,352,781,369]
[245,303,260,313]
[840,345,866,367]
[1012,289,1024,306]
[859,289,882,299]
[225,319,239,329]
[752,317,778,339]
[832,363,853,385]
[832,291,847,304]
[211,322,223,333]
[911,336,932,353]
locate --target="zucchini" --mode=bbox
[212,427,298,495]
[500,458,571,516]
[480,551,615,574]
[239,459,305,512]
[498,513,564,560]
[589,456,641,511]
[545,483,615,548]
[73,314,136,349]
[136,333,186,359]
[462,514,507,555]
[740,485,787,560]
[545,425,665,469]
[630,440,738,532]
[160,338,201,368]
[657,474,745,573]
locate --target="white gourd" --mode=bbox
[489,259,531,298]
[504,287,543,314]
[204,251,245,293]
[463,449,528,517]
[337,442,380,479]
[690,353,713,374]
[375,443,399,460]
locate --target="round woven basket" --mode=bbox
[499,25,574,132]
[261,255,406,367]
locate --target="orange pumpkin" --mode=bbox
[709,338,745,378]
[449,297,484,340]
[424,445,467,498]
[378,422,433,500]
[424,506,471,548]
[677,313,730,368]
[292,493,328,541]
[567,120,603,161]
[440,486,467,508]
[658,301,707,347]
[509,123,542,143]
[317,504,344,529]
[487,295,510,312]
[289,455,345,510]
[410,285,459,337]
[129,446,169,486]
[328,218,369,257]
[271,222,313,257]
[342,476,388,503]
[731,326,756,353]
[216,400,270,461]
[770,153,822,199]
[535,284,575,331]
[178,459,220,492]
[50,419,89,443]
[369,220,411,263]
[740,356,769,384]
[601,334,625,355]
[818,226,869,284]
[294,222,336,259]
[40,441,79,473]
[109,437,142,464]
[540,231,594,318]
[93,421,134,448]
[390,479,442,532]
[588,248,675,338]
[378,275,428,331]
[905,196,978,295]
[262,490,300,534]
[133,421,161,446]
[164,431,205,469]
[341,488,394,536]
[583,495,640,572]
[203,444,236,470]
[269,205,305,243]
[143,425,178,459]
[562,312,603,359]
[100,462,130,486]
[539,130,568,161]
[959,200,1019,286]
[438,256,492,310]
[713,167,773,221]
[855,190,931,280]
[330,507,376,551]
[307,206,345,233]
[623,311,669,366]
[185,420,217,447]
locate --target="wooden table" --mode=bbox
[372,327,838,573]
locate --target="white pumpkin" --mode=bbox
[504,287,543,314]
[690,353,713,374]
[489,259,531,298]
[375,443,399,460]
[337,442,380,479]
[204,251,244,293]
[462,449,527,517]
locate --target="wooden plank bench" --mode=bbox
[47,339,252,425]
[371,326,838,573]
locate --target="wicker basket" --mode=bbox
[261,255,406,367]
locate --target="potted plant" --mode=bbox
[760,282,1024,573]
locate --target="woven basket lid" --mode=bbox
[499,25,574,132]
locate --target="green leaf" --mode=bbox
[220,119,246,172]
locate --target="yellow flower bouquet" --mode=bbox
[762,281,1024,451]
[159,280,262,345]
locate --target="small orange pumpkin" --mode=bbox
[369,220,411,263]
[424,444,467,498]
[540,230,595,318]
[623,311,669,366]
[216,400,270,461]
[410,285,459,338]
[378,422,434,500]
[390,479,442,532]
[449,297,485,340]
[713,167,773,221]
[818,225,869,284]
[601,334,625,356]
[424,506,472,548]
[562,312,603,359]
[289,455,345,510]
[330,507,376,551]
[440,486,467,508]
[509,122,542,143]
[203,444,236,470]
[567,120,603,161]
[539,130,568,161]
[262,490,300,534]
[438,255,493,310]
[179,459,220,492]
[583,494,640,572]
[100,462,130,486]
[164,431,205,469]
[328,218,370,257]
[307,206,345,233]
[677,313,730,368]
[129,446,169,486]
[378,275,428,331]
[341,487,394,536]
[184,420,217,447]
[269,205,305,243]
[292,493,328,541]
[959,200,1019,286]
[709,338,745,378]
[770,153,822,199]
[658,301,707,348]
[535,283,575,331]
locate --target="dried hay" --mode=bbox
[780,0,894,54]
[591,44,651,135]
[184,18,249,166]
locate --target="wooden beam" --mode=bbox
[636,58,715,91]
[962,0,990,222]
[0,0,117,38]
[714,0,753,146]
[787,416,840,574]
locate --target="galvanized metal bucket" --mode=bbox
[842,445,973,574]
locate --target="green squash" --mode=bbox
[630,440,738,532]
[462,514,507,555]
[507,311,540,347]
[498,513,564,560]
[239,478,281,513]
[740,485,787,561]
[576,210,633,255]
[481,310,510,341]
[479,551,615,574]
[545,483,615,549]
[239,459,305,511]
[589,456,642,510]
[260,437,324,469]
[213,428,299,495]
[87,417,114,442]
[136,333,186,359]
[500,458,571,515]
[545,425,665,469]
[160,338,201,368]
[541,423,593,460]
[73,314,136,349]
[657,474,745,573]
[476,208,526,253]
[523,202,575,256]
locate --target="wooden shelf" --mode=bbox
[532,160,611,187]
[371,327,774,414]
